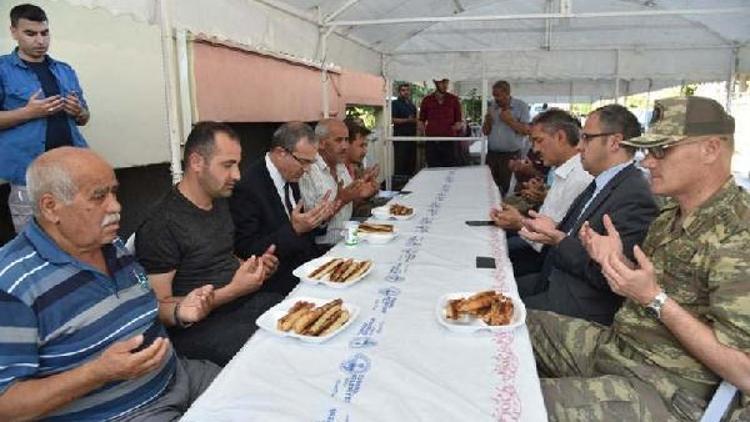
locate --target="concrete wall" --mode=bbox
[1,0,171,169]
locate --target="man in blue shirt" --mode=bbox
[0,4,90,233]
[482,80,530,195]
[0,147,218,420]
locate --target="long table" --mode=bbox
[182,166,547,421]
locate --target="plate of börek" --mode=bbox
[371,203,415,221]
[436,291,526,333]
[357,222,398,244]
[293,256,374,288]
[256,297,359,343]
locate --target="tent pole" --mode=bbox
[726,47,739,113]
[320,27,334,118]
[613,49,621,104]
[568,81,574,109]
[176,29,192,141]
[480,54,488,166]
[481,77,488,166]
[158,0,183,184]
[382,54,393,191]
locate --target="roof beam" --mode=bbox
[390,43,743,55]
[325,7,749,27]
[323,0,364,24]
[451,0,465,14]
[253,0,383,54]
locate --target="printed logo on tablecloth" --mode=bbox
[321,170,458,420]
[349,337,378,349]
[340,353,371,375]
[378,286,401,297]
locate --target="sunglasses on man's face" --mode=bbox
[638,137,704,159]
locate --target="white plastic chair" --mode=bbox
[700,381,739,422]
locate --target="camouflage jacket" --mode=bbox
[595,178,750,417]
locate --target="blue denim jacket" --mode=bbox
[0,49,88,185]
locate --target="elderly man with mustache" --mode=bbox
[0,147,219,421]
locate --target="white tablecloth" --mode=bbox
[182,166,547,422]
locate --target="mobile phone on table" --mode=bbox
[466,220,494,226]
[476,256,497,269]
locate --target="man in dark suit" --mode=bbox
[516,104,658,325]
[229,122,335,296]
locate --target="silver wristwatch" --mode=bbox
[645,291,668,320]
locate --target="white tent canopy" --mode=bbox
[46,0,749,184]
[61,0,750,100]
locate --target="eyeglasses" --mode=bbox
[284,149,316,166]
[638,137,704,160]
[580,132,617,142]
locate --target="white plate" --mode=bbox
[358,225,399,244]
[371,205,415,221]
[435,291,526,333]
[293,256,374,288]
[256,297,360,343]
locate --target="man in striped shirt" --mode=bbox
[0,147,219,421]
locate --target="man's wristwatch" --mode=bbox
[645,291,668,320]
[173,302,194,329]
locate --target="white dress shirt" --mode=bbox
[265,153,295,217]
[529,153,592,251]
[299,154,353,244]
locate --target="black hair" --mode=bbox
[10,4,47,27]
[183,121,239,162]
[531,108,581,147]
[592,104,642,155]
[344,119,371,142]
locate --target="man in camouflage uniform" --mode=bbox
[528,96,750,421]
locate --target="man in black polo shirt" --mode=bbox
[136,122,280,366]
[391,83,418,180]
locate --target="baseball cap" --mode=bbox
[621,96,735,148]
[432,77,449,82]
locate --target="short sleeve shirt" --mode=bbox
[299,154,353,245]
[419,92,462,137]
[486,97,530,152]
[596,179,750,401]
[136,187,239,297]
[0,220,175,420]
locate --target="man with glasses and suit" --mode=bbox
[230,121,335,297]
[527,97,750,420]
[517,104,658,325]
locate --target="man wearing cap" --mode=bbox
[528,96,750,420]
[482,80,530,195]
[418,78,464,167]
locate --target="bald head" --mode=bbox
[316,119,349,165]
[315,119,346,142]
[26,147,112,217]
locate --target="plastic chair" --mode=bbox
[701,381,739,422]
[124,233,136,255]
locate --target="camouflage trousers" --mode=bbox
[528,310,676,422]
